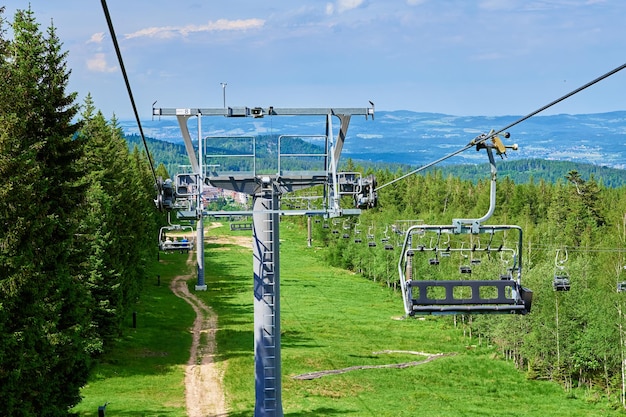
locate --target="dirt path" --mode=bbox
[170,251,228,417]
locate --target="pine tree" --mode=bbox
[76,99,160,343]
[0,8,95,416]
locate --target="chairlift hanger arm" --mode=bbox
[375,61,626,192]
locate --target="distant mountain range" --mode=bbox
[120,110,626,169]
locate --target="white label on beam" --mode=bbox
[176,108,192,115]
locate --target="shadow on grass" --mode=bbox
[226,407,354,417]
[78,409,183,417]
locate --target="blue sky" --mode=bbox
[6,0,626,119]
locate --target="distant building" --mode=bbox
[202,185,248,206]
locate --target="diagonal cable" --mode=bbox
[100,0,158,185]
[376,62,626,191]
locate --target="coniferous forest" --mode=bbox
[311,164,626,405]
[0,8,161,416]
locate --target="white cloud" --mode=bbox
[338,0,364,12]
[406,0,427,5]
[356,133,383,139]
[87,32,105,44]
[86,53,116,73]
[478,0,519,11]
[326,0,365,14]
[124,18,265,40]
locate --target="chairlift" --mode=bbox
[553,248,571,292]
[439,234,452,258]
[159,224,194,252]
[469,238,482,265]
[381,225,391,243]
[367,224,377,247]
[397,138,532,315]
[618,282,626,293]
[400,224,530,315]
[553,275,571,291]
[459,243,472,274]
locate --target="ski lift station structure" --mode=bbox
[153,104,376,417]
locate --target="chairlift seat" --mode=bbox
[460,266,472,274]
[176,210,199,220]
[384,244,394,251]
[429,258,440,265]
[354,238,362,243]
[230,222,253,231]
[553,276,571,291]
[160,240,194,252]
[406,279,532,315]
[470,259,481,265]
[618,282,626,293]
[368,241,377,247]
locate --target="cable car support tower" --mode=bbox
[154,104,375,417]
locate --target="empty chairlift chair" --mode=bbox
[381,225,393,250]
[459,244,472,274]
[553,275,571,291]
[396,138,532,316]
[553,249,571,292]
[367,225,377,247]
[399,225,531,315]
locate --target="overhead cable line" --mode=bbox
[100,0,158,185]
[376,61,626,191]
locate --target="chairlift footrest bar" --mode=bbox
[407,279,532,315]
[230,222,253,231]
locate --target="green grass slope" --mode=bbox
[201,221,621,416]
[74,221,623,416]
[71,254,194,417]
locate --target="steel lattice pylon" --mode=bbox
[155,105,374,417]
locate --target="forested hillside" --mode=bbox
[440,158,626,187]
[310,164,626,404]
[0,8,162,416]
[130,132,626,187]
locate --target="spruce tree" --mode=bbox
[0,8,95,416]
